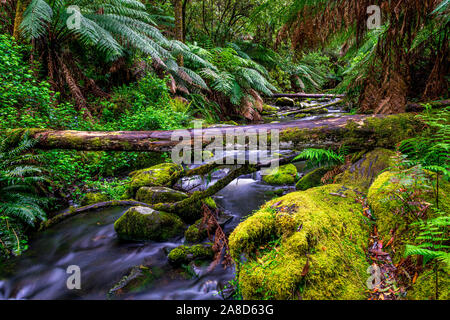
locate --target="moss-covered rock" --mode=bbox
[406,270,450,300]
[174,197,217,224]
[334,148,396,192]
[275,97,295,107]
[114,206,184,241]
[367,170,450,264]
[136,187,188,204]
[295,167,330,191]
[80,192,109,206]
[108,265,162,298]
[168,244,214,265]
[184,219,207,243]
[229,184,370,300]
[129,163,184,194]
[263,164,298,186]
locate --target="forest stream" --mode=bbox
[0,100,336,300]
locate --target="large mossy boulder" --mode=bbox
[295,167,330,191]
[229,184,370,300]
[129,163,184,194]
[136,187,188,204]
[334,148,395,192]
[168,244,214,265]
[263,164,298,185]
[114,206,184,241]
[80,192,109,206]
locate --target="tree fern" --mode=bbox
[292,148,345,168]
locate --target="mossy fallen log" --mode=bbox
[7,114,423,153]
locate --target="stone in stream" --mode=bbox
[262,164,298,185]
[136,186,188,204]
[168,244,214,266]
[107,265,163,298]
[261,104,279,115]
[128,163,184,194]
[275,97,295,107]
[114,206,184,241]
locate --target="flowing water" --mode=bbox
[0,99,342,300]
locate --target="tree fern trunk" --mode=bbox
[13,0,29,40]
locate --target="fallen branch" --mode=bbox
[280,99,343,117]
[40,200,152,231]
[271,93,346,99]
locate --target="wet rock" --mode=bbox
[108,265,162,298]
[168,244,214,266]
[262,104,279,115]
[114,206,184,241]
[229,184,370,300]
[129,163,184,194]
[262,164,298,185]
[136,186,188,204]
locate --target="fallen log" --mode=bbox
[406,99,450,112]
[7,114,423,153]
[280,99,343,117]
[271,93,346,99]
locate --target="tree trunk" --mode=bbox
[9,114,423,153]
[13,0,29,40]
[173,0,184,66]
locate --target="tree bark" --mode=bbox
[173,0,184,66]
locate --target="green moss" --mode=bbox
[263,164,298,185]
[168,244,214,265]
[114,206,185,241]
[174,197,216,223]
[79,192,109,206]
[136,186,188,204]
[367,170,450,264]
[407,270,450,300]
[334,148,396,192]
[184,219,207,243]
[129,163,184,194]
[295,167,330,191]
[229,184,370,300]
